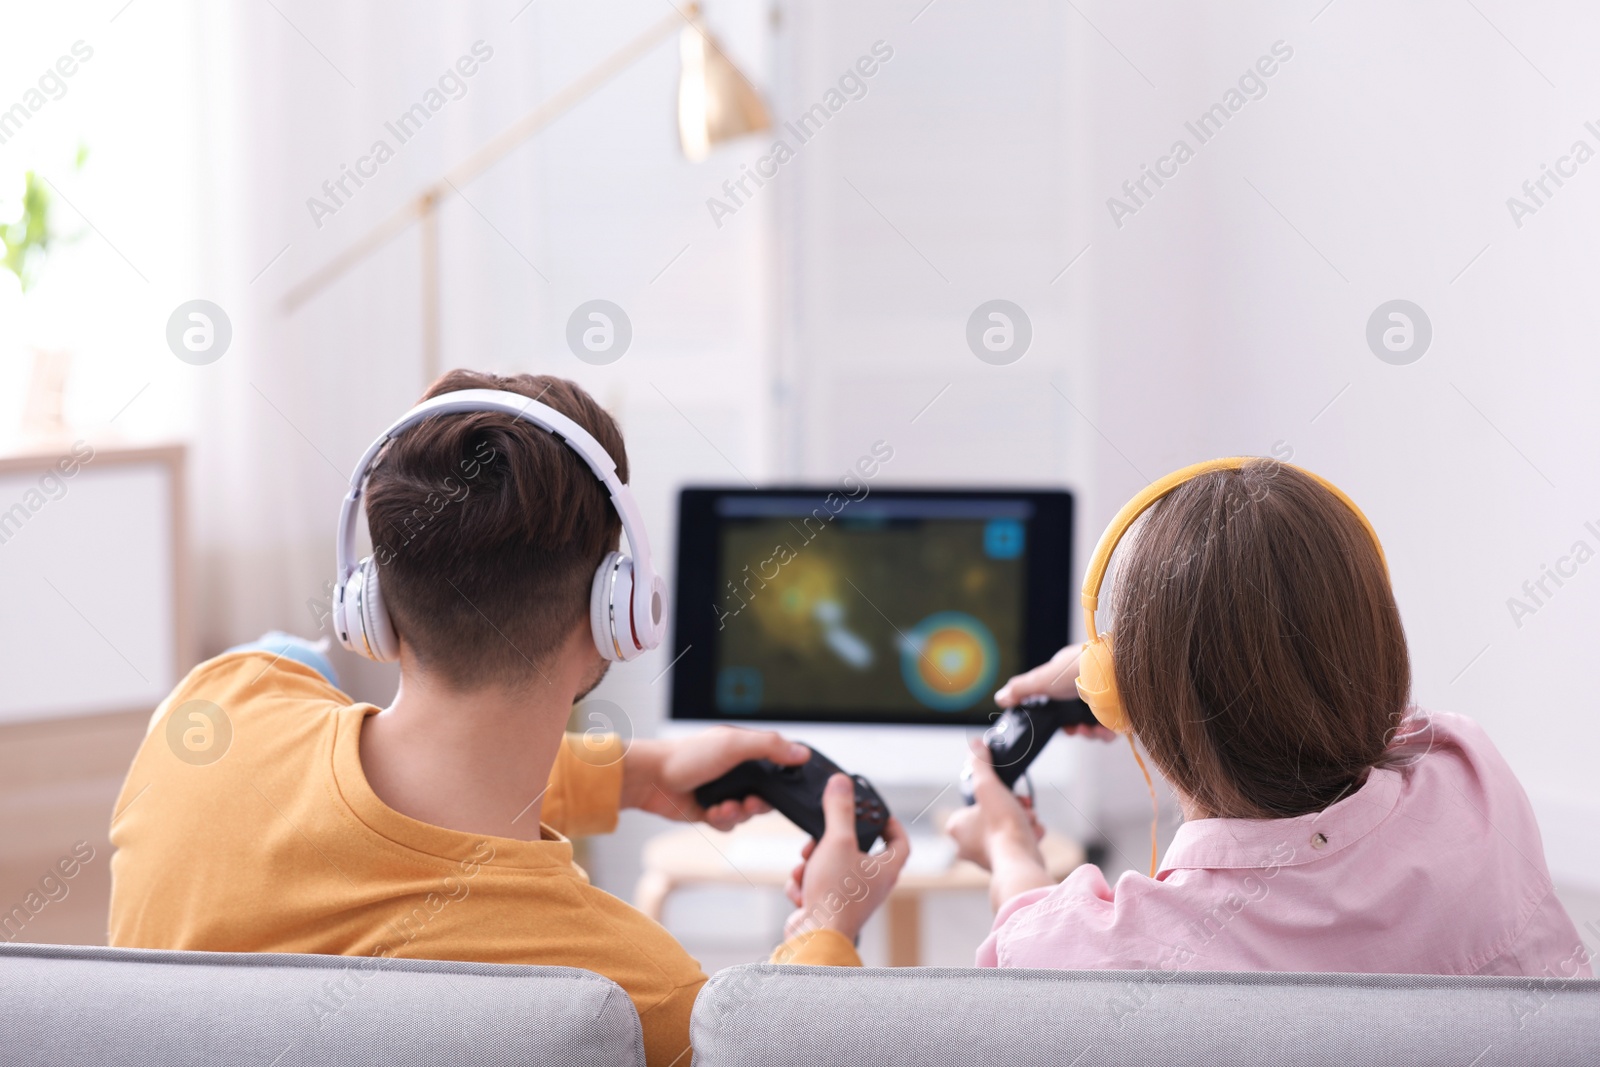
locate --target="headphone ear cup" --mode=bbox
[638,571,668,650]
[339,558,398,663]
[1075,635,1129,734]
[336,566,368,657]
[360,559,399,662]
[589,551,666,662]
[591,551,624,661]
[607,555,642,662]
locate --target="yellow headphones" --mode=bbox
[1073,456,1386,874]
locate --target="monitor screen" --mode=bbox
[670,488,1073,727]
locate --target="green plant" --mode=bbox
[1,145,87,293]
[1,172,53,292]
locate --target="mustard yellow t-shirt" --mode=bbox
[108,651,858,1066]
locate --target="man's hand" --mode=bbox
[781,774,911,944]
[620,726,811,831]
[944,738,1053,910]
[994,643,1116,742]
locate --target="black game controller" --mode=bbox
[962,695,1101,804]
[693,749,889,853]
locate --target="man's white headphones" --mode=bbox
[333,388,669,665]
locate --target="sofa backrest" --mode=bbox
[0,942,644,1067]
[691,964,1600,1066]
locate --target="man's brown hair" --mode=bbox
[1109,459,1410,819]
[364,370,626,688]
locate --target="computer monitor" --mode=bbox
[670,487,1074,727]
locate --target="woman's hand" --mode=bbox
[944,738,1054,910]
[994,643,1117,742]
[780,774,911,944]
[620,727,810,831]
[945,739,1045,871]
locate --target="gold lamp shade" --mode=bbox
[678,21,772,162]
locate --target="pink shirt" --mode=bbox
[978,711,1591,980]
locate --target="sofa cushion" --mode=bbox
[691,964,1599,1066]
[0,942,644,1066]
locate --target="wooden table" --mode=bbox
[634,813,1084,966]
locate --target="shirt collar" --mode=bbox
[1157,765,1403,874]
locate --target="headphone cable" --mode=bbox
[1127,733,1159,878]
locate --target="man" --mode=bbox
[110,370,909,1065]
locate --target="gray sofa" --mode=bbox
[6,942,1598,1065]
[0,942,643,1066]
[693,965,1600,1067]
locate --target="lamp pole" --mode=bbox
[281,4,701,382]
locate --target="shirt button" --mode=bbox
[1311,832,1328,849]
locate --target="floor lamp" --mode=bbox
[281,3,770,381]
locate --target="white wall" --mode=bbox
[1075,0,1600,889]
[778,0,1600,891]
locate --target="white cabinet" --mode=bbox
[0,444,188,723]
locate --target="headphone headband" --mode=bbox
[334,387,665,663]
[1079,456,1385,644]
